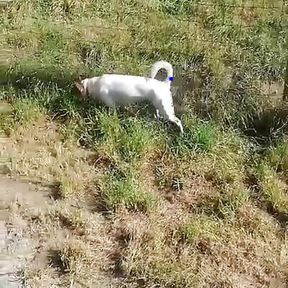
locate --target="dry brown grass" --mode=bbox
[111,203,287,287]
[1,108,286,287]
[8,116,96,199]
[1,111,116,286]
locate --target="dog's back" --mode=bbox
[87,74,169,105]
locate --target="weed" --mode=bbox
[256,162,288,214]
[100,170,158,213]
[169,116,218,157]
[181,214,221,244]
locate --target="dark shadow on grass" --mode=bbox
[0,64,90,90]
[4,60,288,152]
[266,203,288,230]
[242,103,288,148]
[86,182,112,216]
[110,226,131,279]
[26,180,64,201]
[174,56,287,150]
[48,249,68,275]
[84,175,112,215]
[246,172,288,230]
[254,198,288,231]
[49,181,63,200]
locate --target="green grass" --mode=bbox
[0,0,287,287]
[255,138,288,214]
[181,214,221,243]
[101,170,158,212]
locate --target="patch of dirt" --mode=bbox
[261,81,284,104]
[0,176,51,209]
[0,176,51,288]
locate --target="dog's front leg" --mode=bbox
[154,109,161,121]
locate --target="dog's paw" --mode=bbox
[154,110,161,121]
[154,114,162,121]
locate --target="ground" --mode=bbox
[0,177,48,288]
[0,0,288,287]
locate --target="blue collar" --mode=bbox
[169,76,174,81]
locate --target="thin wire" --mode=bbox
[74,1,286,30]
[195,2,283,9]
[279,0,286,27]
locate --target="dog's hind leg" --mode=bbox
[157,98,184,135]
[160,107,184,134]
[169,115,184,135]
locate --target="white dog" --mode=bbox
[74,61,183,134]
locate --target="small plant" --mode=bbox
[119,119,159,162]
[169,116,218,157]
[256,162,288,214]
[51,239,90,275]
[101,168,157,212]
[57,177,76,199]
[181,214,221,244]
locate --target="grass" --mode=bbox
[100,168,158,212]
[255,138,288,214]
[0,0,288,287]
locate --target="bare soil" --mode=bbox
[0,176,51,288]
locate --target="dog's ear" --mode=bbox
[74,81,87,99]
[75,81,83,91]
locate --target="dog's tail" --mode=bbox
[150,60,173,85]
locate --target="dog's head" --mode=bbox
[74,76,88,99]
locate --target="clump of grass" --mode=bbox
[100,167,158,212]
[167,120,249,188]
[118,118,161,162]
[168,116,219,157]
[213,185,250,218]
[201,131,248,183]
[180,214,221,244]
[22,266,58,288]
[253,138,288,214]
[56,176,79,199]
[48,205,91,235]
[0,98,45,135]
[0,102,13,136]
[265,138,288,176]
[256,162,288,214]
[51,239,91,275]
[82,109,163,164]
[154,159,184,191]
